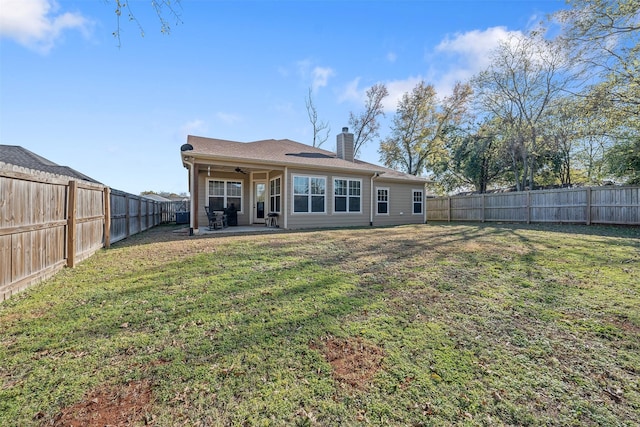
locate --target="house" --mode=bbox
[0,145,101,184]
[180,128,430,232]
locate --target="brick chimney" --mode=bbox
[336,127,355,162]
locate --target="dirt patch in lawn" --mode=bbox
[312,336,385,390]
[49,380,153,427]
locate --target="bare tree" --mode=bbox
[472,33,573,190]
[379,81,472,176]
[111,0,183,47]
[305,88,330,148]
[348,83,388,158]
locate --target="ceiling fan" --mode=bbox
[235,167,247,174]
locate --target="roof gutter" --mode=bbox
[424,182,428,224]
[183,152,383,175]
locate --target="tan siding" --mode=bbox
[192,165,426,230]
[283,170,426,229]
[198,171,250,228]
[286,168,328,229]
[373,181,425,227]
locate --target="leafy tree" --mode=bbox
[379,81,472,176]
[348,83,388,158]
[557,0,639,121]
[556,0,639,184]
[575,133,610,184]
[435,118,507,193]
[542,96,584,186]
[305,88,330,148]
[606,136,640,184]
[472,32,574,190]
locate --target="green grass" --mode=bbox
[1,223,639,426]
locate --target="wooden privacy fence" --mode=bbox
[427,186,640,225]
[109,190,163,244]
[1,163,165,300]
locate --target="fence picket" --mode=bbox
[1,163,170,300]
[427,186,639,225]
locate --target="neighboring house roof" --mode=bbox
[184,135,429,184]
[142,193,172,202]
[0,145,102,184]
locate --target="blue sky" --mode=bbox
[0,0,566,195]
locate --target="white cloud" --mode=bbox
[339,76,423,114]
[386,51,397,63]
[430,26,524,95]
[435,26,521,70]
[385,76,425,112]
[339,28,526,115]
[295,59,335,92]
[312,66,335,91]
[216,112,242,125]
[181,119,208,136]
[272,101,294,115]
[337,77,363,104]
[0,0,91,53]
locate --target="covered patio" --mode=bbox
[174,224,285,236]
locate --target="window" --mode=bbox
[293,175,326,213]
[377,188,389,215]
[412,190,423,214]
[208,180,242,212]
[334,178,361,213]
[270,177,281,213]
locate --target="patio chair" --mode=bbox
[205,206,226,230]
[266,212,279,228]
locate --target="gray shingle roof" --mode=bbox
[0,145,102,184]
[185,135,429,183]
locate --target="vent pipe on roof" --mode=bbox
[336,127,355,162]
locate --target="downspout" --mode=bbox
[283,167,288,229]
[370,172,379,226]
[183,156,195,236]
[423,182,428,224]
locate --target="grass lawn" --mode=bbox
[1,223,639,426]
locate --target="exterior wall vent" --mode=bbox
[336,127,355,162]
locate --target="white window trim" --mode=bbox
[269,176,282,214]
[207,179,244,214]
[292,174,327,214]
[376,187,390,216]
[412,189,424,215]
[333,177,363,214]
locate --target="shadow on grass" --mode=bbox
[2,220,639,425]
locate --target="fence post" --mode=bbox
[482,194,486,223]
[66,180,77,268]
[125,194,130,238]
[447,197,452,222]
[586,187,592,225]
[104,187,111,249]
[527,191,531,224]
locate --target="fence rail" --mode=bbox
[1,163,169,300]
[427,186,640,226]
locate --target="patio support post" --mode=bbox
[192,163,199,232]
